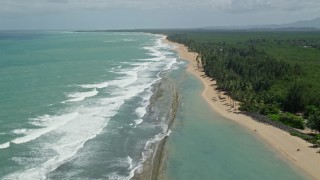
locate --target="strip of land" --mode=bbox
[163,38,320,180]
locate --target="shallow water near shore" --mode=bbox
[163,67,308,179]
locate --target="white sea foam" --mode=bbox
[64,88,98,103]
[133,35,174,159]
[110,156,133,168]
[0,142,10,149]
[0,112,79,150]
[144,130,171,151]
[141,130,171,163]
[3,33,178,179]
[126,130,172,179]
[6,82,157,178]
[79,82,109,89]
[107,172,128,180]
[29,114,50,126]
[106,156,137,180]
[13,112,79,144]
[135,107,147,118]
[12,129,29,135]
[122,38,136,42]
[163,58,177,71]
[127,156,133,169]
[127,164,143,180]
[109,71,138,88]
[134,119,143,125]
[106,34,176,179]
[4,107,113,179]
[143,46,162,57]
[103,34,175,179]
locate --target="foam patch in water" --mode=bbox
[64,88,98,103]
[79,82,109,89]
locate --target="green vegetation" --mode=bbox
[278,113,305,130]
[289,131,313,142]
[267,113,304,129]
[164,31,320,133]
[306,105,320,132]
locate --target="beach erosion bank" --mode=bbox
[162,38,320,179]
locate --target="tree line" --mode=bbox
[167,33,320,136]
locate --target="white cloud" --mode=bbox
[0,0,319,14]
[206,0,320,12]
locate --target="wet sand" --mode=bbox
[133,76,179,180]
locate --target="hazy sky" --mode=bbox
[0,0,319,30]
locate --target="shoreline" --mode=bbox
[133,72,180,180]
[163,38,320,179]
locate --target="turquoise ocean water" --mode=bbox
[0,31,176,179]
[0,31,306,179]
[164,65,307,179]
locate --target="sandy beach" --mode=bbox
[164,38,320,179]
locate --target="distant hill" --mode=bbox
[202,17,320,31]
[281,17,320,28]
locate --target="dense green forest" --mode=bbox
[164,31,320,140]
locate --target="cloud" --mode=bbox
[0,0,319,15]
[205,0,320,13]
